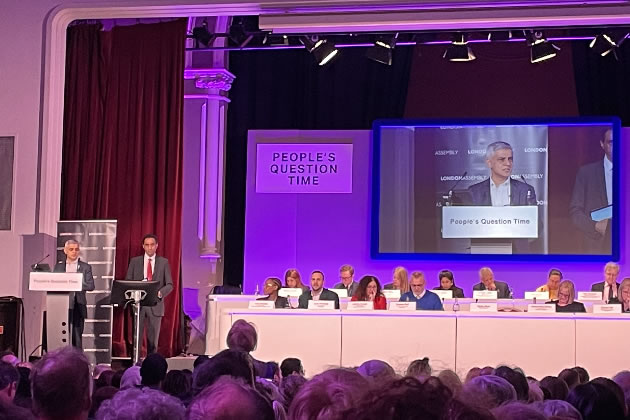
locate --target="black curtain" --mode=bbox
[573,41,630,123]
[224,47,413,286]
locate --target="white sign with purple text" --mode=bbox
[256,143,353,193]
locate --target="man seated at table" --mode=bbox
[535,268,563,300]
[333,264,359,297]
[472,267,512,299]
[591,261,621,303]
[298,270,340,309]
[399,271,443,310]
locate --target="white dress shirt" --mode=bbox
[311,289,323,301]
[414,289,427,300]
[490,178,511,207]
[604,156,613,206]
[143,253,156,280]
[66,260,78,273]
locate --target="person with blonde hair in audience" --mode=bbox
[257,277,289,308]
[536,268,563,300]
[547,280,586,312]
[351,275,387,309]
[383,266,409,294]
[618,277,630,312]
[438,370,463,394]
[284,269,309,292]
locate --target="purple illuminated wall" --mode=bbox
[243,129,628,296]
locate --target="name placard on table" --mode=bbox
[248,300,275,310]
[279,288,304,298]
[524,291,550,300]
[308,300,336,310]
[382,289,401,300]
[388,302,416,311]
[330,289,348,298]
[527,304,556,313]
[473,290,498,300]
[593,304,622,314]
[433,290,453,300]
[346,301,374,310]
[470,302,498,312]
[577,291,603,301]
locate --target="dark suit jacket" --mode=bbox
[333,281,359,297]
[467,178,536,207]
[125,255,173,316]
[569,159,611,254]
[433,286,465,298]
[298,289,340,309]
[591,281,621,302]
[53,259,96,317]
[472,280,512,299]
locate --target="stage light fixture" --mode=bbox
[191,21,214,48]
[488,30,513,42]
[300,36,339,66]
[528,31,560,63]
[443,34,476,62]
[366,33,398,65]
[589,32,621,57]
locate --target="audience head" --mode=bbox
[480,366,495,376]
[226,319,258,353]
[465,367,481,383]
[409,271,426,295]
[491,402,547,420]
[310,270,325,292]
[443,398,495,420]
[547,268,563,290]
[438,370,463,394]
[339,265,355,287]
[574,366,590,384]
[88,386,118,419]
[392,267,410,293]
[604,261,620,285]
[110,370,123,389]
[479,267,495,288]
[193,355,210,370]
[1,353,19,366]
[263,277,282,297]
[590,377,626,416]
[92,364,112,379]
[559,368,581,390]
[567,381,626,420]
[459,374,517,410]
[187,376,274,420]
[96,387,184,420]
[356,360,396,382]
[527,379,544,403]
[0,361,19,403]
[120,366,141,390]
[354,276,382,301]
[94,370,115,389]
[288,368,369,420]
[280,374,307,410]
[494,366,529,401]
[533,399,583,420]
[540,375,570,401]
[438,269,456,290]
[558,280,576,305]
[284,269,304,289]
[192,349,255,395]
[162,370,191,400]
[31,346,91,420]
[280,358,304,378]
[406,357,431,378]
[140,353,168,387]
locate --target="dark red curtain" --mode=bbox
[61,20,186,357]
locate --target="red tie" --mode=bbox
[147,259,153,281]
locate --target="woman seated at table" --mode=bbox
[351,275,387,309]
[284,268,309,292]
[433,269,465,298]
[257,277,289,308]
[383,266,410,294]
[547,280,585,313]
[619,277,630,312]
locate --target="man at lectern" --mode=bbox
[125,234,173,354]
[467,141,537,207]
[53,239,95,349]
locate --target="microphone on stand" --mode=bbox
[443,171,467,206]
[517,175,536,206]
[31,254,50,272]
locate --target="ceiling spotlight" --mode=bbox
[300,36,339,66]
[590,33,621,57]
[444,34,476,62]
[528,31,560,63]
[366,33,398,65]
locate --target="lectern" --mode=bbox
[29,272,83,350]
[110,280,160,363]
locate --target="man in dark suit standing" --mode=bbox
[298,270,340,309]
[125,234,173,354]
[569,129,613,254]
[53,239,95,349]
[591,261,621,303]
[472,267,512,299]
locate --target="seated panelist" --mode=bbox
[257,277,288,308]
[618,278,630,312]
[535,268,563,300]
[591,262,621,304]
[298,271,340,309]
[351,275,387,310]
[433,269,465,298]
[399,271,443,311]
[472,267,512,299]
[284,269,309,292]
[383,266,410,294]
[546,280,586,313]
